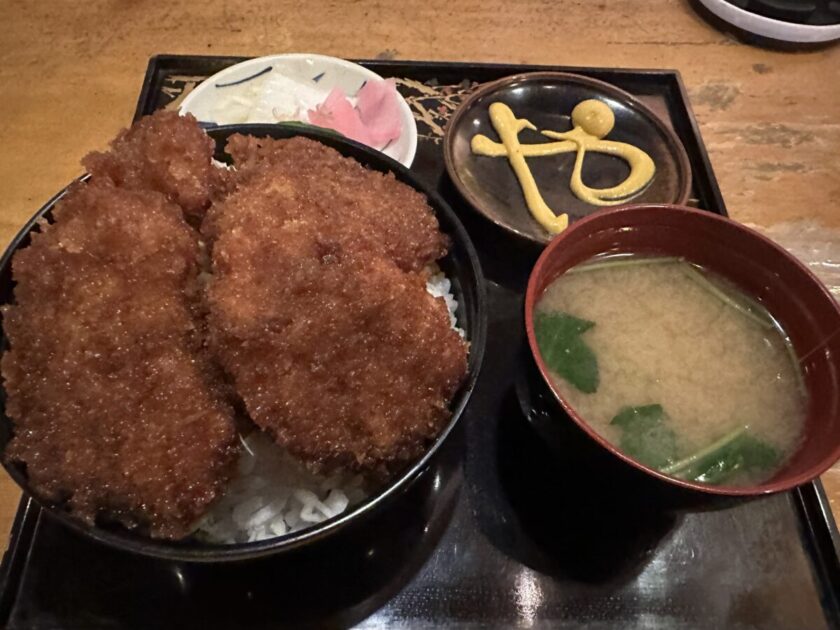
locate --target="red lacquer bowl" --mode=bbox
[524,204,840,496]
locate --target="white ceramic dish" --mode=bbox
[696,0,840,43]
[180,54,418,168]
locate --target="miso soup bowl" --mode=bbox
[524,204,840,496]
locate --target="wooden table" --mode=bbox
[0,0,838,546]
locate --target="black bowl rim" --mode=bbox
[442,71,694,246]
[0,123,488,562]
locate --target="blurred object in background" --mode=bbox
[692,0,840,48]
[749,221,840,301]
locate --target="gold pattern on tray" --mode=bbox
[395,78,479,143]
[162,75,209,111]
[471,99,656,234]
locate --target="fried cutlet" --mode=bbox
[203,138,469,473]
[205,216,468,472]
[206,135,448,272]
[82,111,221,222]
[2,182,238,539]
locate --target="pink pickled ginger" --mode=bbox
[356,79,402,143]
[307,79,402,149]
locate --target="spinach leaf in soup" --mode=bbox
[609,401,781,485]
[671,433,780,485]
[610,404,678,469]
[534,312,599,394]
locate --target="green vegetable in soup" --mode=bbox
[566,256,684,275]
[680,263,774,330]
[611,403,781,485]
[663,427,780,485]
[534,312,599,393]
[610,404,677,469]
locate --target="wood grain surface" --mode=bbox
[0,0,838,548]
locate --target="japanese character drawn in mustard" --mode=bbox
[471,99,656,235]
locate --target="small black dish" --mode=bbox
[444,72,692,246]
[0,123,488,562]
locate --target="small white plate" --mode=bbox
[696,0,840,43]
[180,54,418,168]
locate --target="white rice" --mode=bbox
[196,271,462,544]
[196,432,366,544]
[425,269,465,338]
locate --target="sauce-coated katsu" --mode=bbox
[211,134,449,272]
[2,181,238,538]
[1,112,470,540]
[205,135,467,473]
[82,111,224,222]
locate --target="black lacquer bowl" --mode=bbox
[0,123,487,562]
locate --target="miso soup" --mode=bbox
[534,256,805,486]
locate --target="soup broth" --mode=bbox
[534,256,805,486]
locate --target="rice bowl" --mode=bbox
[0,122,486,562]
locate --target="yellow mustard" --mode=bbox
[472,102,568,235]
[470,99,656,232]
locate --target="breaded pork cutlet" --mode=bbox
[203,138,469,473]
[206,135,448,272]
[205,218,468,472]
[2,182,238,539]
[82,111,222,222]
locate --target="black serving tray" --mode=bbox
[0,55,838,629]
